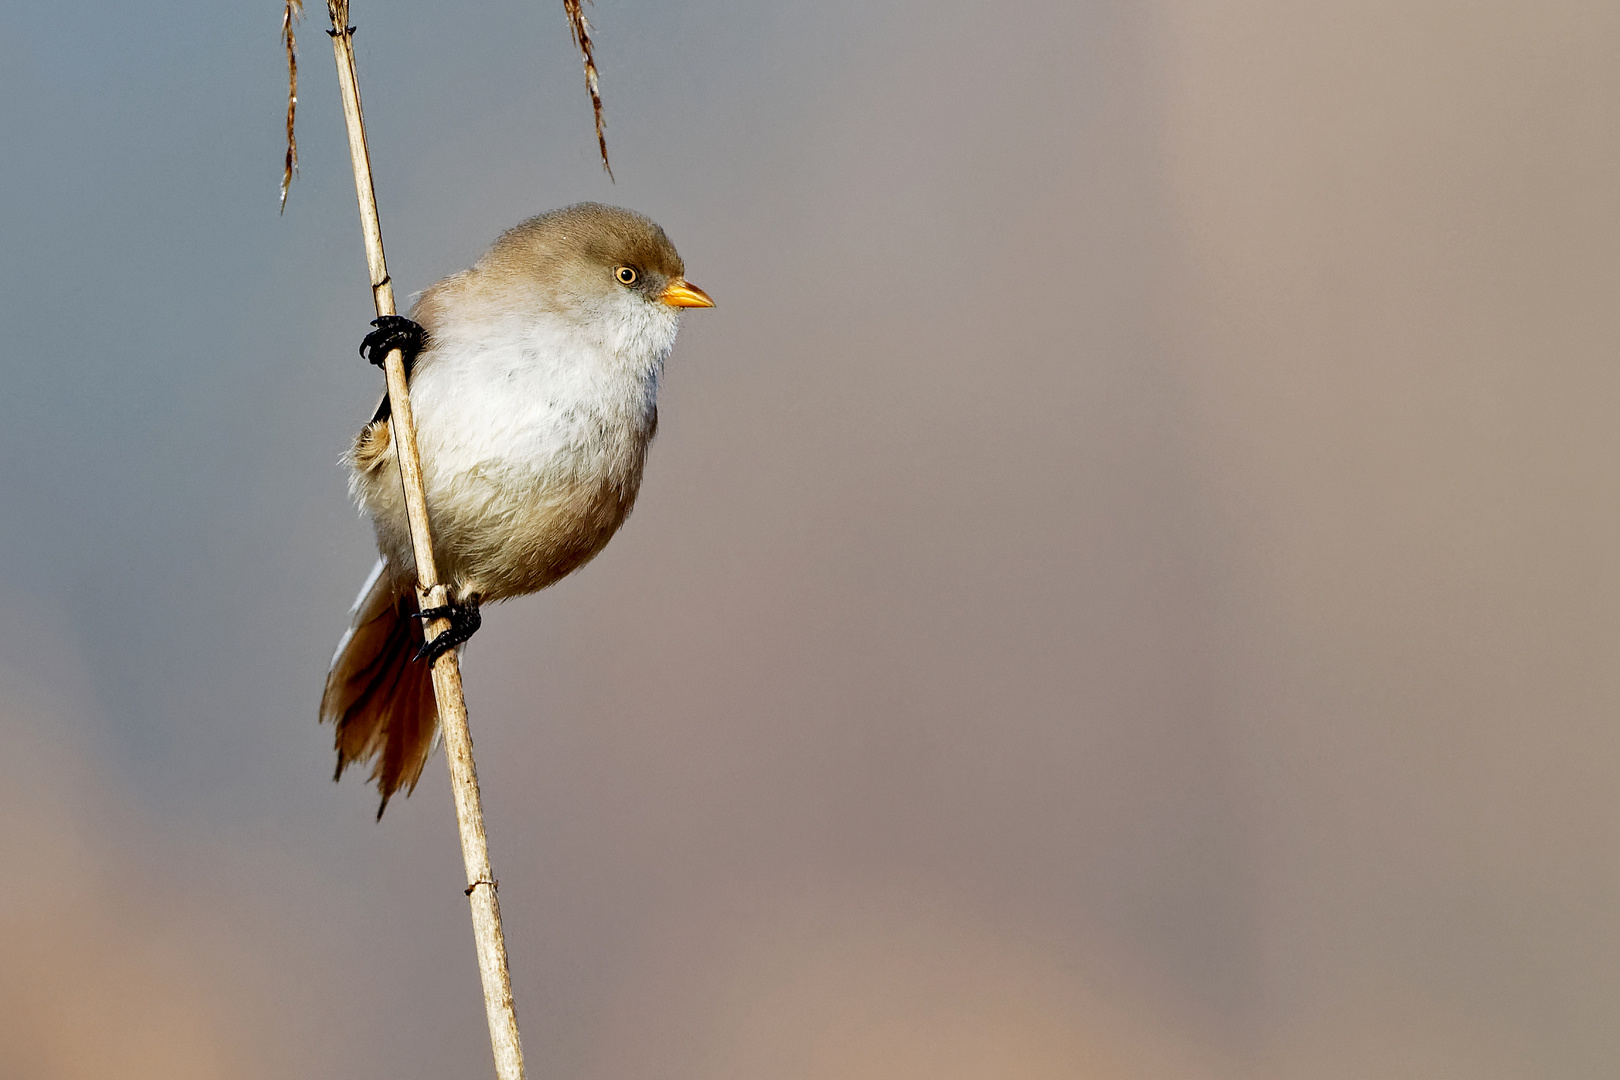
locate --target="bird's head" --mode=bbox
[485,202,714,320]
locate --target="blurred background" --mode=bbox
[2,0,1618,1076]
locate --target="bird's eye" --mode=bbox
[615,266,639,285]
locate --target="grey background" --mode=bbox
[2,1,1618,1076]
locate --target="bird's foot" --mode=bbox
[412,597,481,664]
[359,315,425,371]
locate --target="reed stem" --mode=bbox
[325,3,525,1076]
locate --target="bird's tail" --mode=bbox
[320,558,439,818]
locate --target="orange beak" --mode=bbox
[659,278,715,308]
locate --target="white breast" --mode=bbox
[419,291,678,476]
[358,295,682,600]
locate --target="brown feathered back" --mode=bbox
[320,560,437,818]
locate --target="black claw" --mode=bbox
[359,315,426,370]
[413,597,481,664]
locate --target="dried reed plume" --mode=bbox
[563,0,613,180]
[281,0,613,205]
[280,0,302,212]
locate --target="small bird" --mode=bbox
[321,203,713,816]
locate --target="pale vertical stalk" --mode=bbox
[325,3,525,1077]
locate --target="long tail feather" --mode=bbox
[320,559,439,817]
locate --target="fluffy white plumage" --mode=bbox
[357,274,679,602]
[322,203,710,812]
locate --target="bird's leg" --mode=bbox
[412,595,482,663]
[359,315,426,375]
